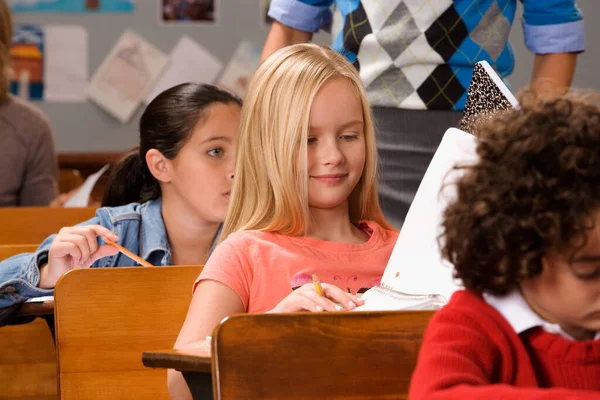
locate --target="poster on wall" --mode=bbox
[160,0,216,24]
[87,30,169,123]
[44,25,88,102]
[10,25,44,100]
[145,35,222,104]
[10,24,89,102]
[217,41,262,98]
[7,0,135,13]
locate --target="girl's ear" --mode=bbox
[146,149,172,183]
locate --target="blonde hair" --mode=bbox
[0,0,11,99]
[221,44,394,242]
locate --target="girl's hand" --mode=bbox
[269,282,365,313]
[39,225,119,289]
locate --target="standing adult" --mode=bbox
[262,0,585,228]
[0,0,58,206]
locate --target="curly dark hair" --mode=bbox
[441,92,600,296]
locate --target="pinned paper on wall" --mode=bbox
[145,35,222,104]
[45,25,88,102]
[10,25,44,100]
[217,41,261,98]
[8,0,135,13]
[87,30,169,123]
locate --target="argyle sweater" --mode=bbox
[268,0,586,110]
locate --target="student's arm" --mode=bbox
[0,214,117,317]
[19,113,58,206]
[522,0,585,97]
[409,306,600,400]
[261,0,334,62]
[167,281,244,400]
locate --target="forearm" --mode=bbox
[531,53,577,98]
[261,21,313,62]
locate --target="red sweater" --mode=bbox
[409,290,600,399]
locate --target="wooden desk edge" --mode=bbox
[142,348,212,373]
[16,300,55,317]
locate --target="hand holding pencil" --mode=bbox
[40,224,151,289]
[268,272,364,313]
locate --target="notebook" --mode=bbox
[459,60,519,135]
[355,128,479,311]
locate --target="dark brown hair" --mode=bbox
[441,92,600,295]
[102,83,241,207]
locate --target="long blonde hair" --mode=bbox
[221,44,394,242]
[0,0,11,99]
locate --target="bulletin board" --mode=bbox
[11,1,329,152]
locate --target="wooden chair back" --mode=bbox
[58,168,84,194]
[0,207,96,244]
[212,310,435,400]
[0,244,39,261]
[0,319,57,400]
[54,266,202,400]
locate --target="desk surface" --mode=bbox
[17,300,54,317]
[142,347,212,374]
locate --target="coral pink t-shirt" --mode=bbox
[193,221,398,313]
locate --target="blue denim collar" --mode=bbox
[138,198,222,265]
[139,198,171,263]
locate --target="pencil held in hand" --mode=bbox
[102,237,154,267]
[312,272,324,296]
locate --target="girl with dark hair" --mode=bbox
[0,83,241,319]
[409,93,600,399]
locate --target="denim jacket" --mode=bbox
[0,198,220,318]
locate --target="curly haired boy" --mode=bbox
[409,93,600,399]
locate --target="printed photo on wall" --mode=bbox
[10,25,44,100]
[160,0,216,23]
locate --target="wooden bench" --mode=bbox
[0,319,57,400]
[0,244,39,261]
[58,168,84,194]
[0,207,97,245]
[54,265,203,400]
[212,310,434,399]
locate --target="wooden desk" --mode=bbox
[142,348,212,400]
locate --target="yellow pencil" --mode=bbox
[312,272,324,297]
[103,237,154,267]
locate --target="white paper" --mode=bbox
[24,296,54,303]
[87,30,169,123]
[44,25,88,102]
[145,35,222,104]
[377,128,479,302]
[217,41,261,98]
[64,164,110,207]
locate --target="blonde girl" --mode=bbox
[168,43,398,399]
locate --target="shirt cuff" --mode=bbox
[268,0,332,33]
[523,19,586,54]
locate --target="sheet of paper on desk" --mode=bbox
[45,25,88,102]
[24,295,54,303]
[87,30,169,123]
[64,164,110,207]
[378,128,479,302]
[145,35,222,104]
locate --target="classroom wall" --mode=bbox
[13,0,597,153]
